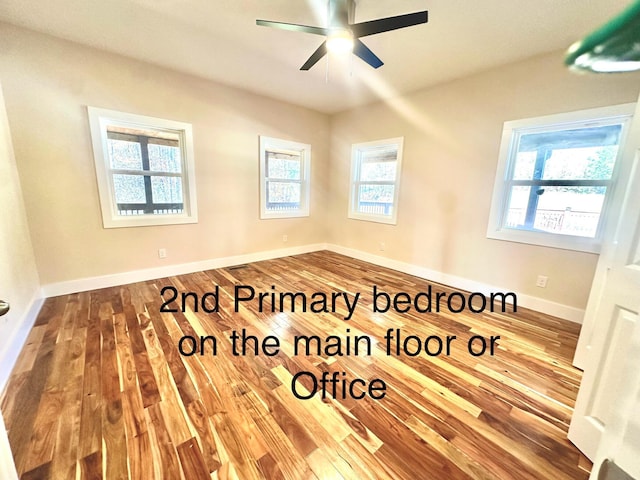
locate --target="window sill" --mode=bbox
[260,210,309,220]
[348,212,397,225]
[486,227,600,253]
[102,213,198,229]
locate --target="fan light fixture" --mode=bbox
[566,0,640,73]
[326,30,354,54]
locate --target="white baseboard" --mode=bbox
[0,292,44,393]
[325,244,585,324]
[41,243,328,297]
[40,242,584,323]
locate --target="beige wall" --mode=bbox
[0,24,330,286]
[3,22,640,312]
[328,52,640,309]
[0,81,40,388]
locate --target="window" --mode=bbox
[349,137,404,224]
[259,136,311,219]
[487,104,634,252]
[88,107,197,228]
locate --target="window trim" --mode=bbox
[487,104,635,253]
[88,107,198,228]
[348,137,404,225]
[259,136,311,219]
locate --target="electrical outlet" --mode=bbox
[158,248,167,259]
[536,275,548,288]
[283,234,288,243]
[379,242,386,251]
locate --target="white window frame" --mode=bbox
[487,104,634,253]
[88,107,198,228]
[259,136,311,219]
[348,137,404,225]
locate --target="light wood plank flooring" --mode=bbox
[1,251,590,479]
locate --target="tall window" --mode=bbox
[487,104,634,252]
[259,136,311,219]
[349,137,404,225]
[88,107,197,228]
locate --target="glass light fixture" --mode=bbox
[566,1,640,73]
[326,29,354,54]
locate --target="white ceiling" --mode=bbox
[0,0,632,113]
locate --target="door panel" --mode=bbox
[589,314,640,479]
[588,308,637,428]
[569,96,640,469]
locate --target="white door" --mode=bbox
[588,318,640,479]
[568,96,640,468]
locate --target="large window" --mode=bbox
[259,136,311,219]
[487,104,634,252]
[88,107,197,228]
[349,137,404,225]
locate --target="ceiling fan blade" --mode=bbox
[300,41,328,70]
[353,39,383,68]
[351,11,428,38]
[256,20,328,36]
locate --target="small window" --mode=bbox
[259,136,311,219]
[88,107,197,228]
[349,137,404,224]
[487,104,634,252]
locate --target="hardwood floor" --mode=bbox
[1,251,591,479]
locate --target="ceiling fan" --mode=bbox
[256,0,428,70]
